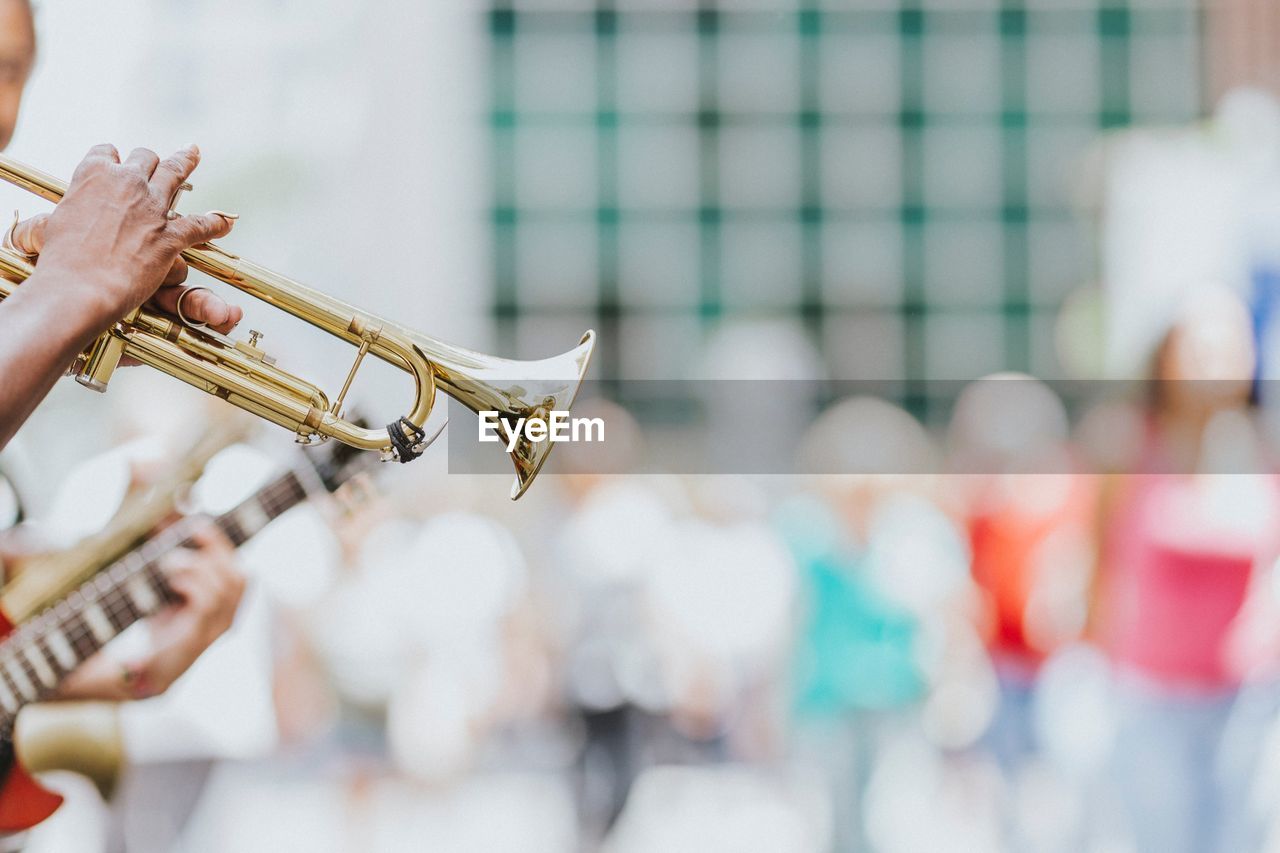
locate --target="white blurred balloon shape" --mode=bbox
[190,444,278,514]
[864,492,971,618]
[647,520,795,670]
[309,575,408,708]
[192,444,342,609]
[387,659,487,783]
[561,479,674,585]
[1033,644,1118,780]
[43,439,147,546]
[376,512,527,649]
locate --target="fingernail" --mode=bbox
[209,209,239,221]
[185,143,200,156]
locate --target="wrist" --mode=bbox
[25,262,128,332]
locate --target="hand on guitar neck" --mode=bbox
[3,521,246,703]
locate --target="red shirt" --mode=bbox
[968,474,1096,668]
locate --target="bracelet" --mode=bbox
[2,210,36,261]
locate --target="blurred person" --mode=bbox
[547,404,679,839]
[0,430,258,852]
[302,508,568,834]
[1090,287,1280,853]
[642,490,794,760]
[784,397,974,852]
[948,375,1098,850]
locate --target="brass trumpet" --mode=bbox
[0,153,595,499]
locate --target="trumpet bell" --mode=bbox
[414,329,597,500]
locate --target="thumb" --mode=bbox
[9,213,49,255]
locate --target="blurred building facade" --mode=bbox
[487,0,1203,405]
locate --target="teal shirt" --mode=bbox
[777,498,925,718]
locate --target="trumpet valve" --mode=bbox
[74,308,140,393]
[234,329,275,366]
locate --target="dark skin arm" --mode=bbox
[0,143,241,450]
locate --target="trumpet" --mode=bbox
[0,153,595,499]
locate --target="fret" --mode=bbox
[0,668,21,709]
[284,472,308,510]
[12,651,41,698]
[0,676,17,713]
[4,659,35,702]
[266,473,305,520]
[0,461,328,717]
[44,628,76,672]
[22,644,55,688]
[142,562,173,604]
[102,584,143,629]
[125,573,161,614]
[236,499,270,537]
[81,602,115,646]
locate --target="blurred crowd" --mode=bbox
[18,279,1266,853]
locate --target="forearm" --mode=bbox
[0,269,111,450]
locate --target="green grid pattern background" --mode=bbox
[488,1,1203,389]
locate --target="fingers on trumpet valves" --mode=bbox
[163,257,190,287]
[165,210,238,248]
[123,147,161,180]
[72,144,122,181]
[152,144,200,202]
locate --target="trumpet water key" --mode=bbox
[0,153,595,499]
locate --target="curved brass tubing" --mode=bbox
[0,153,595,498]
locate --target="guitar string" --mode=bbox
[29,473,305,657]
[0,475,304,707]
[0,472,311,704]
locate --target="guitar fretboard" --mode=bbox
[0,470,308,724]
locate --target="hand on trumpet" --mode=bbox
[8,143,243,334]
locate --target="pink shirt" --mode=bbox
[1103,475,1279,690]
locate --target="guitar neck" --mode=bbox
[0,469,309,719]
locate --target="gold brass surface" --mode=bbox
[15,702,123,799]
[0,153,596,499]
